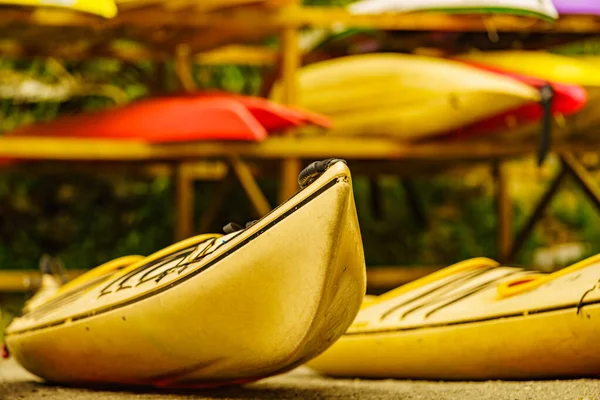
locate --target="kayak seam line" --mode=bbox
[346,299,600,336]
[380,267,498,321]
[7,178,340,336]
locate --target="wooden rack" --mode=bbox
[2,2,600,287]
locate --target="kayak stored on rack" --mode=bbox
[454,51,600,87]
[437,61,587,140]
[348,0,558,20]
[270,53,541,140]
[4,92,330,145]
[307,256,600,380]
[4,159,366,388]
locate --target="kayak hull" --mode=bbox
[6,161,366,387]
[307,303,600,380]
[270,54,540,140]
[307,256,600,380]
[6,96,268,143]
[348,0,558,20]
[437,61,587,140]
[455,51,600,87]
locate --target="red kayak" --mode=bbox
[4,92,331,144]
[198,91,332,132]
[0,92,331,166]
[438,61,587,141]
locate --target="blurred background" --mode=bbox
[2,0,600,338]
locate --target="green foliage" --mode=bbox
[552,38,600,55]
[0,171,175,270]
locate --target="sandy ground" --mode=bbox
[2,360,600,400]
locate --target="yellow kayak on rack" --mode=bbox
[4,159,366,388]
[270,53,540,140]
[307,256,600,380]
[0,0,118,17]
[454,51,600,87]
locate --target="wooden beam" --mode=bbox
[493,161,512,263]
[229,157,272,217]
[0,270,84,293]
[198,170,235,234]
[366,266,443,289]
[156,137,585,161]
[3,136,600,162]
[0,137,156,161]
[508,167,567,261]
[278,23,302,204]
[174,44,197,92]
[194,45,277,66]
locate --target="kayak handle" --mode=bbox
[496,274,546,299]
[497,253,600,299]
[298,159,347,188]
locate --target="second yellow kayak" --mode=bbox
[307,256,600,380]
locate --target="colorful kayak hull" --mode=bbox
[3,93,330,146]
[5,160,366,387]
[437,61,587,140]
[455,51,600,87]
[200,92,332,131]
[270,53,541,140]
[7,96,267,143]
[0,0,117,18]
[348,0,558,20]
[307,256,600,380]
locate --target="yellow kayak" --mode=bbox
[269,53,540,140]
[454,51,600,87]
[307,256,600,380]
[449,51,600,145]
[4,159,366,388]
[572,55,600,68]
[0,0,118,17]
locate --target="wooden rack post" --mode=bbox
[278,7,302,204]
